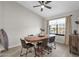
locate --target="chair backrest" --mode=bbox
[20,38,27,48]
[49,36,55,43]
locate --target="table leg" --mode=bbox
[34,46,40,57]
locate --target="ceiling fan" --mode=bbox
[33,1,52,12]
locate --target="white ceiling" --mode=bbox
[17,1,79,18]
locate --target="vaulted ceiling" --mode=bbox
[17,1,79,18]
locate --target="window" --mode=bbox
[49,18,66,36]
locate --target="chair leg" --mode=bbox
[54,41,56,49]
[20,48,23,56]
[34,46,40,57]
[25,48,28,56]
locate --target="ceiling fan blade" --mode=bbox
[45,1,51,4]
[41,8,43,12]
[33,5,41,7]
[38,1,42,5]
[44,5,52,9]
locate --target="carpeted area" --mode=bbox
[0,43,78,57]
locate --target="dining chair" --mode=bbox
[20,38,35,56]
[48,36,56,49]
[36,39,49,55]
[42,36,56,54]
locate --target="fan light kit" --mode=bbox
[41,5,44,8]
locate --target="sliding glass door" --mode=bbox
[49,18,66,44]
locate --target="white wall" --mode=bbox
[0,1,44,48]
[44,9,79,44]
[0,2,4,51]
[0,2,2,29]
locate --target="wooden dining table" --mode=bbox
[24,35,48,42]
[24,35,48,56]
[24,34,56,56]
